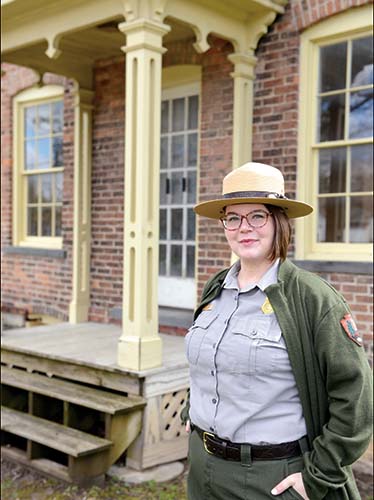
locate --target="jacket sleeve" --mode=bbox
[302,301,373,499]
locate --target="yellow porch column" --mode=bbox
[117,19,171,370]
[228,52,257,167]
[69,87,93,323]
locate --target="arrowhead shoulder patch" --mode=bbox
[340,313,363,346]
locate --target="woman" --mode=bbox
[182,162,372,500]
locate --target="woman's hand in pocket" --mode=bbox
[185,420,191,433]
[271,472,309,499]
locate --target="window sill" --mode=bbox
[292,259,373,275]
[3,246,67,259]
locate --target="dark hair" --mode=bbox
[266,205,291,262]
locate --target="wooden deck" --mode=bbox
[1,322,190,472]
[1,322,189,396]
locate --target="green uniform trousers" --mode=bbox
[187,429,305,500]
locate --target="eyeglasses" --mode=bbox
[220,210,272,231]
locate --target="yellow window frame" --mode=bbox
[13,85,64,249]
[296,5,373,262]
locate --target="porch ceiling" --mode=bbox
[1,0,286,88]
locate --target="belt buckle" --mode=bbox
[203,431,215,455]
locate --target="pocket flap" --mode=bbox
[193,312,219,329]
[232,316,281,342]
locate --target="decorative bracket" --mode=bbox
[45,34,62,60]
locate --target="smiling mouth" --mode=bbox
[239,239,257,244]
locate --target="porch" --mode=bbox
[1,322,189,484]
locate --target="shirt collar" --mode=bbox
[223,259,280,292]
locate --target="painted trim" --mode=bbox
[296,5,373,262]
[162,65,201,90]
[160,67,201,309]
[69,87,94,324]
[12,84,64,250]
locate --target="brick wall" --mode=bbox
[252,0,373,356]
[1,3,372,359]
[89,37,235,323]
[1,64,74,320]
[89,58,125,323]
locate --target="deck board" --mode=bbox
[1,322,188,377]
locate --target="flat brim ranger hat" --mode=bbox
[194,162,313,219]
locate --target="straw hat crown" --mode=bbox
[194,162,313,219]
[223,162,284,197]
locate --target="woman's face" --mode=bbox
[223,203,275,265]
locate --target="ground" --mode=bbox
[1,457,372,499]
[0,459,188,500]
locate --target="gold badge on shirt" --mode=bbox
[202,302,214,311]
[261,297,273,315]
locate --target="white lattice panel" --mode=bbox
[161,389,188,441]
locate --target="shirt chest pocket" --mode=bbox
[227,316,284,374]
[185,312,219,365]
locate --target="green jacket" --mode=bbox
[182,259,373,499]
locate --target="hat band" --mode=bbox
[223,190,287,200]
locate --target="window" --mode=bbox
[158,80,200,309]
[297,6,373,261]
[13,86,64,249]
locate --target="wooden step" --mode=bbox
[1,406,112,457]
[1,366,145,415]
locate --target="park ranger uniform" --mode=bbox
[182,259,372,500]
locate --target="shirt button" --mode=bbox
[252,330,258,336]
[213,343,216,348]
[210,427,214,432]
[210,370,215,376]
[212,398,217,404]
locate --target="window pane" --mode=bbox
[351,144,373,192]
[318,94,345,142]
[171,209,183,240]
[37,138,50,169]
[38,103,51,135]
[319,148,346,194]
[188,133,197,166]
[319,42,347,92]
[349,89,373,139]
[171,135,184,168]
[159,244,167,276]
[186,245,195,278]
[161,137,169,169]
[27,207,38,236]
[161,101,169,133]
[42,207,52,236]
[52,136,63,167]
[160,173,167,204]
[170,245,182,276]
[171,172,183,204]
[318,197,345,242]
[160,209,167,240]
[25,106,37,138]
[187,208,195,240]
[350,196,373,243]
[187,170,197,204]
[27,175,39,204]
[41,174,52,203]
[55,205,62,236]
[55,173,63,202]
[351,36,373,87]
[25,140,37,170]
[52,101,63,134]
[188,95,198,129]
[172,98,184,132]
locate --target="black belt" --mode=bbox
[194,425,304,462]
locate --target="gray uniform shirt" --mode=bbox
[186,259,307,445]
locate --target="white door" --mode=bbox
[158,84,199,309]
